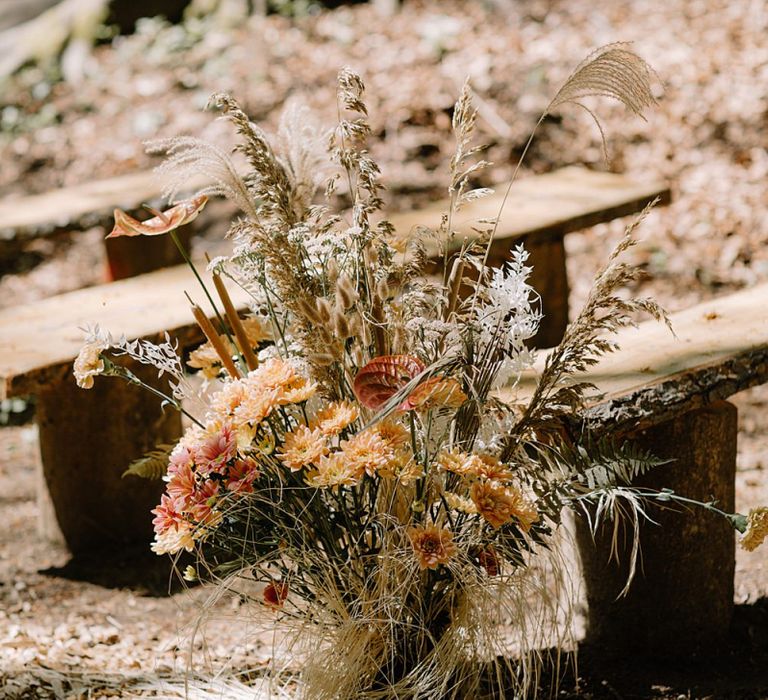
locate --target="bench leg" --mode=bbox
[488,233,569,348]
[576,400,737,656]
[35,361,182,555]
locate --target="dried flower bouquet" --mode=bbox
[75,45,766,699]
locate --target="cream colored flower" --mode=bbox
[471,481,538,531]
[408,524,457,570]
[73,340,108,389]
[278,377,317,405]
[151,522,195,555]
[443,491,478,514]
[741,507,768,552]
[405,377,466,411]
[278,425,329,471]
[375,419,410,450]
[312,401,359,435]
[188,338,230,379]
[240,315,273,347]
[306,452,361,489]
[234,387,281,426]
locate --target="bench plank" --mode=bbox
[391,166,671,256]
[500,283,768,432]
[0,264,252,399]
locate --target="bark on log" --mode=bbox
[576,401,737,657]
[36,360,182,554]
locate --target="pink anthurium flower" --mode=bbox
[106,194,208,238]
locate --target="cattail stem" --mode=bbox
[191,304,240,378]
[213,272,259,371]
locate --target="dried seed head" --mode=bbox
[347,313,362,338]
[326,259,339,282]
[316,298,332,323]
[333,310,351,338]
[352,344,364,367]
[336,275,358,309]
[375,278,390,302]
[309,352,336,367]
[298,297,321,323]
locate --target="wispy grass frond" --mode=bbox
[148,136,258,220]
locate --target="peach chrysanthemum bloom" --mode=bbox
[375,419,410,451]
[312,401,359,435]
[187,479,221,527]
[740,507,768,552]
[279,377,317,405]
[435,450,471,476]
[408,524,457,570]
[241,315,273,346]
[338,429,393,477]
[187,337,231,379]
[278,425,329,471]
[73,339,108,389]
[380,455,423,484]
[306,452,361,489]
[463,454,514,482]
[234,387,281,426]
[471,481,538,531]
[248,358,297,391]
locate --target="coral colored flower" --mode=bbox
[312,401,359,435]
[152,493,185,535]
[107,195,207,238]
[741,507,768,552]
[278,425,329,471]
[353,355,425,409]
[196,424,237,474]
[471,481,538,531]
[263,581,289,609]
[306,453,361,489]
[408,524,457,570]
[402,377,466,411]
[73,339,108,389]
[186,479,221,526]
[167,445,195,475]
[227,457,260,493]
[166,461,197,508]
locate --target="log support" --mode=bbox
[35,360,182,554]
[576,400,737,657]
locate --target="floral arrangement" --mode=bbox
[74,45,767,699]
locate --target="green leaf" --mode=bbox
[122,444,174,480]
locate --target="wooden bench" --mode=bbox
[0,166,669,336]
[0,166,667,554]
[501,283,768,657]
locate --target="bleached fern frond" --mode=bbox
[147,136,259,221]
[123,444,173,480]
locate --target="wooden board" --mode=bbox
[0,264,252,399]
[1,165,668,246]
[499,283,768,432]
[389,166,671,257]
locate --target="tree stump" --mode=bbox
[576,401,737,657]
[105,225,193,281]
[36,360,182,554]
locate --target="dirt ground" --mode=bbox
[0,0,767,697]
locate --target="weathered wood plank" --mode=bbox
[390,166,670,257]
[0,264,252,399]
[500,283,768,430]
